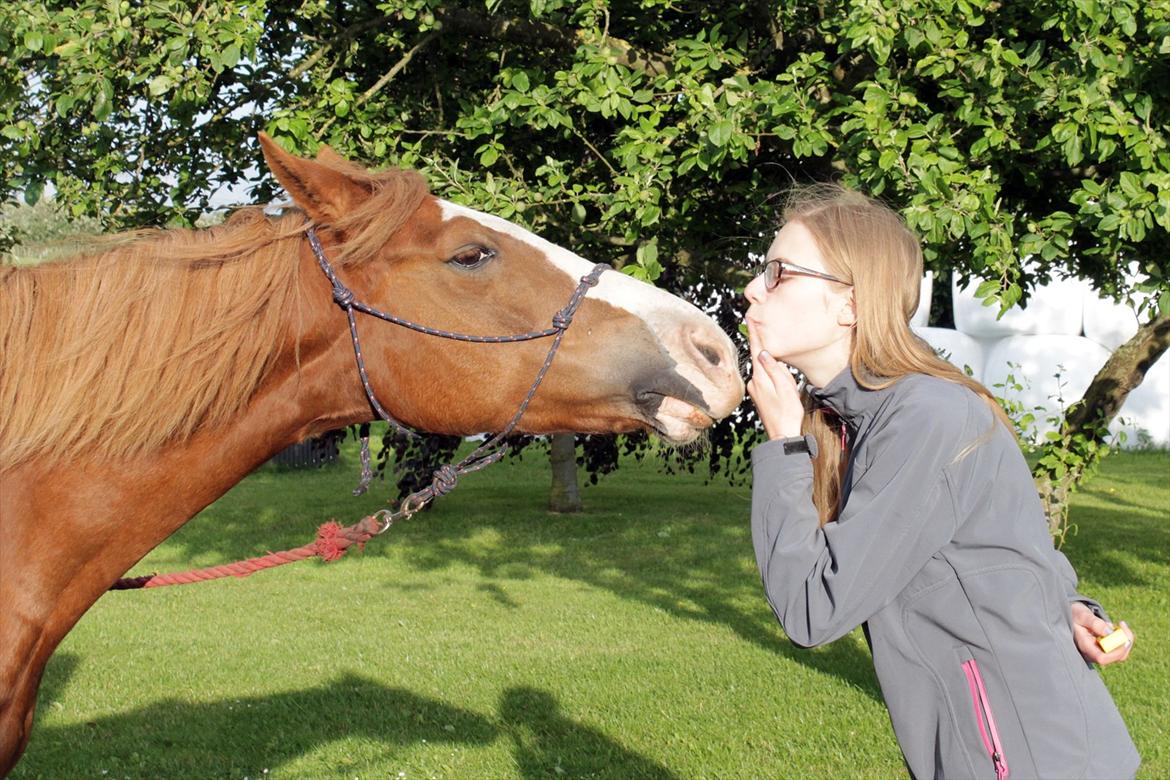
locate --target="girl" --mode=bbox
[744,185,1139,779]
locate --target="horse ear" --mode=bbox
[315,144,349,166]
[258,132,369,226]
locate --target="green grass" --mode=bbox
[13,444,1169,779]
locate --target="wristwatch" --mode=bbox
[781,433,819,459]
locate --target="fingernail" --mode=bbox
[759,350,772,361]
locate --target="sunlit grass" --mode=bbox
[14,443,1168,779]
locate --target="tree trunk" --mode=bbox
[1034,312,1170,541]
[1061,312,1170,438]
[548,433,582,513]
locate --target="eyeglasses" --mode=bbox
[759,259,850,290]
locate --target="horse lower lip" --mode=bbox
[648,414,705,444]
[654,397,713,429]
[636,390,713,419]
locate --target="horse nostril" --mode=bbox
[690,331,724,368]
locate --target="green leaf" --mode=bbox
[1118,171,1144,200]
[708,120,733,147]
[974,280,1000,300]
[148,75,174,96]
[512,71,530,92]
[24,31,43,53]
[23,180,44,206]
[53,40,80,57]
[92,80,113,121]
[222,44,241,70]
[636,239,659,267]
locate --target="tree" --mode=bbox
[3,0,1167,528]
[547,433,582,512]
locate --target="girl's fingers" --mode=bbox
[746,320,762,364]
[1116,621,1135,661]
[1097,621,1135,666]
[757,350,799,395]
[747,354,774,396]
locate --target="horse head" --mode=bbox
[260,134,743,443]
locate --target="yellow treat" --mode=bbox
[1097,627,1128,653]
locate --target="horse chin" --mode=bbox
[648,397,714,445]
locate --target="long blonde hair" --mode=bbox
[782,184,1013,524]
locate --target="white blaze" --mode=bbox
[437,200,697,330]
[437,200,744,432]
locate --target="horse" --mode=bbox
[0,133,744,773]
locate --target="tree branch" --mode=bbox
[358,31,438,105]
[433,8,671,77]
[1063,311,1170,438]
[314,32,438,140]
[289,17,391,80]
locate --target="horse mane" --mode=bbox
[0,163,429,468]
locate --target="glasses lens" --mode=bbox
[767,261,786,290]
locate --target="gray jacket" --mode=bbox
[751,368,1139,779]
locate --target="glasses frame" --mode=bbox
[760,259,850,290]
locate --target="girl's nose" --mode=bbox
[744,272,765,304]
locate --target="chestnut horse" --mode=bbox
[0,134,743,773]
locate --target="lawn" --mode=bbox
[12,442,1169,779]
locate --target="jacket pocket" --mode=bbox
[958,647,1009,780]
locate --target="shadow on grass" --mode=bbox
[16,672,490,777]
[1058,502,1170,587]
[20,659,674,779]
[30,652,80,726]
[133,461,884,702]
[501,686,678,779]
[406,483,885,701]
[121,451,1165,711]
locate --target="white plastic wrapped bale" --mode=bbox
[952,272,1090,337]
[1111,351,1170,448]
[1082,262,1155,350]
[910,272,933,327]
[1083,294,1139,350]
[913,326,987,381]
[982,334,1111,442]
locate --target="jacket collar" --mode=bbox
[807,365,892,424]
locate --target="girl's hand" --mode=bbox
[746,319,805,440]
[1071,602,1134,666]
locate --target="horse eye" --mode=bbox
[448,245,496,269]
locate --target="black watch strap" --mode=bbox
[781,433,819,459]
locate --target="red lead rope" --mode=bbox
[109,515,381,590]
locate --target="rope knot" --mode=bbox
[581,266,605,287]
[314,521,347,562]
[332,284,356,308]
[431,464,459,496]
[552,308,573,329]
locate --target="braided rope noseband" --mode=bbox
[306,226,611,521]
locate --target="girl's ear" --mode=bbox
[837,288,857,328]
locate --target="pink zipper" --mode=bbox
[961,656,1009,780]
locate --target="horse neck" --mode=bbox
[123,244,376,524]
[0,239,381,758]
[3,243,377,600]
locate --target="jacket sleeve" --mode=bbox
[751,401,962,647]
[1044,542,1110,621]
